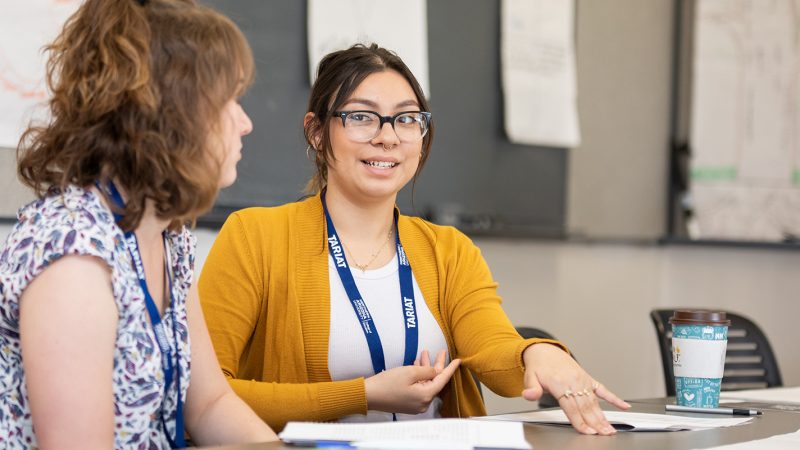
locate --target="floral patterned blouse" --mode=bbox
[0,186,193,449]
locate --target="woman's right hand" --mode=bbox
[364,350,460,414]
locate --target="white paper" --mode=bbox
[720,386,800,405]
[474,409,753,431]
[501,0,580,148]
[691,428,800,450]
[279,418,531,449]
[0,0,81,148]
[307,0,430,98]
[689,0,800,241]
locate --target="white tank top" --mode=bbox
[327,254,449,422]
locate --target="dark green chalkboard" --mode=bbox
[201,0,567,237]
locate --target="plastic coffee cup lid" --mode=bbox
[669,309,731,326]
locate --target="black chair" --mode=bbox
[650,309,783,397]
[471,326,562,408]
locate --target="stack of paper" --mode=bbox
[474,410,754,432]
[278,418,531,449]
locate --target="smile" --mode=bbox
[363,160,398,168]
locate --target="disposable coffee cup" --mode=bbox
[669,310,730,408]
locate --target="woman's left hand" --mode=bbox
[521,343,631,436]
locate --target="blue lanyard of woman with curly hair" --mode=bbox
[96,179,186,448]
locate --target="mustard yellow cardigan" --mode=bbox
[198,194,565,431]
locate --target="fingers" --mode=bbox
[405,365,438,383]
[433,350,446,374]
[425,358,461,392]
[521,368,543,401]
[418,349,431,367]
[594,383,631,410]
[558,393,598,435]
[413,350,447,386]
[522,345,623,436]
[555,383,620,436]
[415,349,445,371]
[367,361,458,415]
[573,391,615,436]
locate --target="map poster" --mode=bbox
[689,0,800,241]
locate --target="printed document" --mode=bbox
[279,418,531,449]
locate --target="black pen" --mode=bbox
[665,404,762,416]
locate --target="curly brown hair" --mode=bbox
[17,0,254,231]
[304,43,434,194]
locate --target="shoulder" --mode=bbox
[205,196,322,267]
[399,214,490,280]
[7,186,120,265]
[223,195,322,240]
[15,185,116,230]
[231,195,320,223]
[1,186,122,294]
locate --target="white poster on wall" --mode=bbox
[0,0,81,149]
[307,0,430,98]
[689,0,800,241]
[501,0,580,148]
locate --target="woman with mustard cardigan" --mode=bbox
[199,44,630,434]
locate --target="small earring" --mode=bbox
[306,145,316,160]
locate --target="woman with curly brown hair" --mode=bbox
[0,0,277,448]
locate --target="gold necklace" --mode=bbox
[344,227,394,272]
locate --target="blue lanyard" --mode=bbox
[321,191,419,376]
[96,181,186,448]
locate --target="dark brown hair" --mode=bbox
[303,43,434,194]
[17,0,254,231]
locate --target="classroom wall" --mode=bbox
[567,0,673,240]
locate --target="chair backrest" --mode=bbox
[650,309,783,397]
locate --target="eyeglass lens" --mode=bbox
[343,112,428,143]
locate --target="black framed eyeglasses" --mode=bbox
[332,110,432,143]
